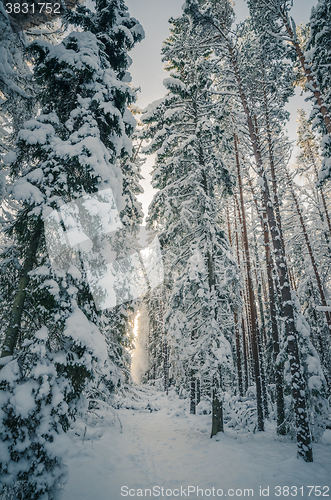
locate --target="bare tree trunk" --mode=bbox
[211,374,224,437]
[190,370,196,414]
[196,378,201,405]
[234,203,249,393]
[234,308,244,397]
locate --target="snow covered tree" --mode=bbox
[142,9,239,436]
[182,0,316,461]
[0,0,144,495]
[280,294,329,442]
[247,0,331,183]
[0,5,35,149]
[63,0,145,387]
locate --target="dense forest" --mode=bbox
[0,0,331,498]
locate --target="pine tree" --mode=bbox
[247,0,331,183]
[183,0,315,461]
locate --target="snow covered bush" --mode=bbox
[0,327,69,500]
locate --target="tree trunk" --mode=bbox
[252,232,269,419]
[234,199,249,393]
[227,202,244,396]
[196,378,201,405]
[285,169,331,331]
[211,376,224,437]
[159,299,169,393]
[1,219,43,359]
[234,308,244,397]
[233,139,264,431]
[245,167,286,434]
[190,371,196,414]
[281,14,331,137]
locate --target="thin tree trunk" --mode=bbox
[245,168,286,433]
[234,202,249,393]
[234,308,244,397]
[1,219,43,359]
[147,323,150,381]
[252,232,269,419]
[233,139,264,431]
[159,299,169,394]
[309,148,331,246]
[211,374,224,437]
[285,169,331,331]
[227,202,244,396]
[196,378,201,405]
[190,370,196,414]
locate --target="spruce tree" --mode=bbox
[0,1,144,495]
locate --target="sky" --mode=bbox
[124,0,317,219]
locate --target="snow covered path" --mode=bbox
[62,386,331,500]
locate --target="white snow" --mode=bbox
[10,380,39,419]
[61,386,331,500]
[64,304,108,364]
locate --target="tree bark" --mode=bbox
[234,203,249,393]
[233,138,264,431]
[211,376,224,437]
[1,219,43,359]
[190,371,196,414]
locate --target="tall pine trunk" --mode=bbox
[234,200,250,393]
[228,43,313,461]
[234,137,264,431]
[245,167,286,433]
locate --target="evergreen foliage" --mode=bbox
[0,1,144,495]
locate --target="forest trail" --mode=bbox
[61,386,331,500]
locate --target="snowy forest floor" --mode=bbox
[61,386,331,500]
